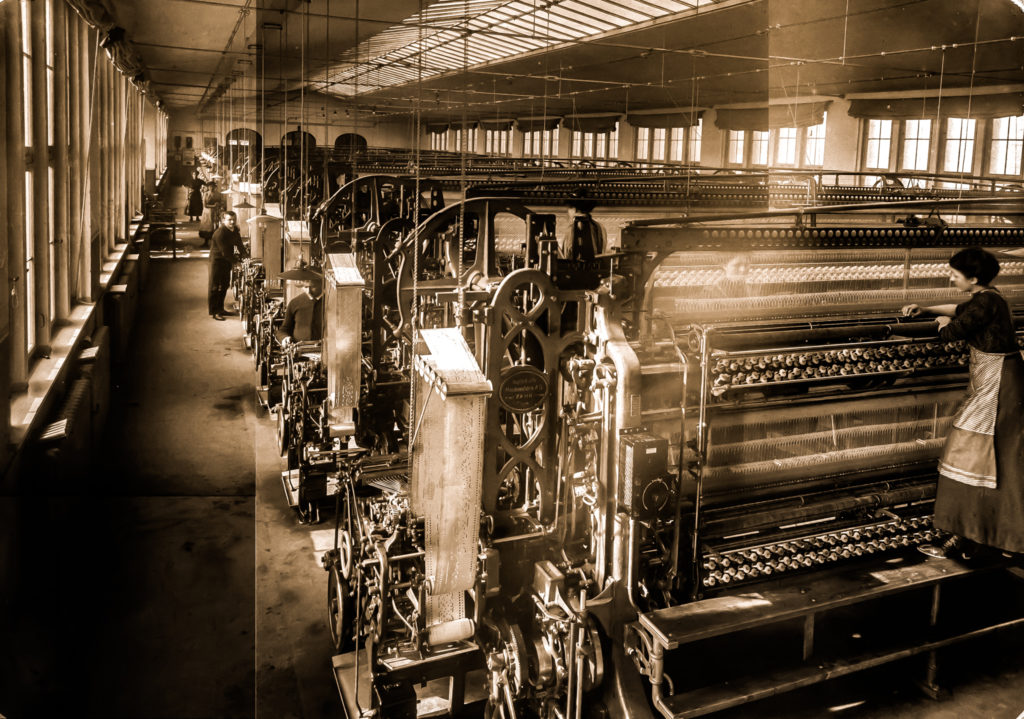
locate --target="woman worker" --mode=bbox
[902,247,1024,559]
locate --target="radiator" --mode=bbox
[39,377,94,482]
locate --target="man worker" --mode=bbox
[559,199,605,262]
[208,210,248,320]
[278,270,324,345]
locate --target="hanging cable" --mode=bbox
[408,0,424,466]
[455,0,469,324]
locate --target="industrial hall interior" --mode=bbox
[5,0,1024,717]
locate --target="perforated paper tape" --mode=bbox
[412,329,487,633]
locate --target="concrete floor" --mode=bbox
[1,192,1022,718]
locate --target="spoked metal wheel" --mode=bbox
[327,563,355,652]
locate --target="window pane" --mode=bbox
[636,126,649,161]
[865,119,892,169]
[652,127,666,161]
[48,166,55,321]
[668,127,684,162]
[751,130,769,166]
[901,118,931,171]
[22,0,33,143]
[776,127,797,165]
[688,119,702,163]
[25,171,35,352]
[943,117,976,173]
[804,117,826,167]
[728,130,744,164]
[990,115,1023,175]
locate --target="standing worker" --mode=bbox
[187,169,205,222]
[902,247,1024,558]
[208,210,248,321]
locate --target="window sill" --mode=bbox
[9,237,136,448]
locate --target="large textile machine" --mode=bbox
[279,253,365,521]
[311,174,445,254]
[322,199,1024,718]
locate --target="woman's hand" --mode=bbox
[901,304,922,317]
[935,316,951,329]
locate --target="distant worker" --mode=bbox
[560,199,605,262]
[208,210,248,321]
[278,267,325,345]
[187,169,205,222]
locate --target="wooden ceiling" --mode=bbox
[108,0,1024,123]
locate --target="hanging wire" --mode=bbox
[956,1,984,199]
[258,0,266,212]
[455,0,469,323]
[281,14,288,223]
[301,0,308,237]
[408,0,424,468]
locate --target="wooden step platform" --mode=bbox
[634,553,1024,718]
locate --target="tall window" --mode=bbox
[901,118,931,171]
[750,130,769,166]
[46,0,56,323]
[727,130,745,165]
[804,117,826,167]
[990,115,1023,176]
[688,119,702,163]
[429,131,447,151]
[651,127,666,162]
[524,127,558,158]
[636,126,677,164]
[639,122,700,164]
[943,117,976,173]
[570,125,617,162]
[484,128,511,155]
[775,127,797,166]
[454,127,477,153]
[636,127,650,162]
[22,0,35,352]
[864,119,892,169]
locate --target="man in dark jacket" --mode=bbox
[208,210,248,320]
[277,274,324,344]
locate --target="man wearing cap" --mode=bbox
[277,270,324,345]
[208,210,248,320]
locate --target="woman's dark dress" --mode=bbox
[187,177,205,218]
[934,288,1024,552]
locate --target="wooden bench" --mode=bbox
[148,209,178,258]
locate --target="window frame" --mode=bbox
[988,115,1024,177]
[941,116,977,174]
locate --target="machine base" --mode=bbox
[332,645,488,718]
[635,554,1024,718]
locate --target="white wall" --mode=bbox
[700,110,725,168]
[822,100,860,175]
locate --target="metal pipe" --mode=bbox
[491,531,547,545]
[690,326,712,599]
